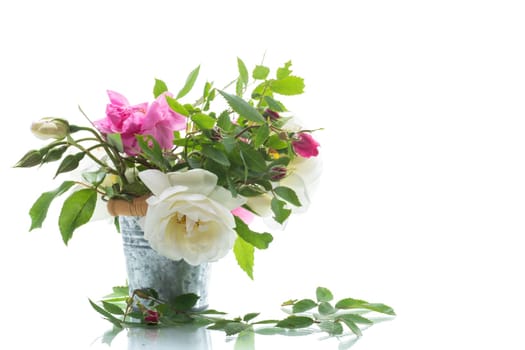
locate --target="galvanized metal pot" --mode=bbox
[119,215,210,310]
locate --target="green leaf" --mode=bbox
[264,96,285,112]
[201,144,230,167]
[338,314,373,325]
[318,302,336,315]
[225,322,250,336]
[29,181,76,231]
[243,313,260,322]
[171,293,199,311]
[267,134,288,150]
[106,133,124,153]
[233,236,254,279]
[238,142,267,172]
[339,317,362,337]
[102,301,125,315]
[58,188,97,245]
[217,90,265,123]
[270,76,305,95]
[89,299,123,329]
[253,65,270,80]
[253,124,269,148]
[316,287,334,302]
[82,170,106,186]
[153,78,168,98]
[335,298,396,316]
[271,197,291,224]
[217,111,235,132]
[319,320,344,336]
[234,328,255,350]
[136,135,170,171]
[42,146,68,163]
[165,95,189,116]
[55,152,85,178]
[292,299,317,313]
[234,216,273,249]
[14,150,43,167]
[276,60,292,80]
[176,65,200,99]
[276,316,314,329]
[237,57,249,85]
[191,113,216,130]
[274,186,301,207]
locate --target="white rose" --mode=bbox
[31,118,69,140]
[138,168,245,265]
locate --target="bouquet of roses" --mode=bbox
[15,59,321,278]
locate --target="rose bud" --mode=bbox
[31,118,69,140]
[270,166,287,181]
[264,109,280,121]
[292,132,320,158]
[144,310,160,325]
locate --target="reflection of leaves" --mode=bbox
[100,327,123,346]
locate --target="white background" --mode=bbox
[1,1,524,349]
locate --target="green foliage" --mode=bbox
[234,216,273,249]
[217,90,265,123]
[58,188,97,245]
[29,181,76,231]
[153,78,168,98]
[176,65,200,99]
[233,236,254,279]
[90,285,395,348]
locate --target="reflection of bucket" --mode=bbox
[127,325,212,350]
[119,215,210,310]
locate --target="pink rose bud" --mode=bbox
[292,133,320,158]
[144,310,160,325]
[264,109,280,121]
[270,166,287,181]
[30,118,69,140]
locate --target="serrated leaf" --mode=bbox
[319,320,344,336]
[270,76,305,95]
[276,316,314,329]
[243,312,260,322]
[153,78,168,98]
[217,111,235,132]
[201,144,230,167]
[165,95,189,116]
[176,65,200,99]
[238,142,267,172]
[55,152,85,178]
[29,181,76,231]
[253,65,270,80]
[338,314,373,325]
[58,188,97,245]
[106,133,124,153]
[274,186,301,207]
[339,318,362,337]
[171,293,199,311]
[318,302,337,315]
[253,124,269,148]
[292,299,317,313]
[237,57,249,85]
[316,287,334,302]
[233,236,254,280]
[218,90,265,123]
[276,60,293,80]
[191,113,216,130]
[102,301,125,315]
[234,216,273,249]
[271,197,291,224]
[136,135,170,171]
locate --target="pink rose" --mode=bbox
[94,91,186,156]
[142,93,186,150]
[94,90,148,155]
[292,133,320,158]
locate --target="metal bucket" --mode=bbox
[119,216,210,310]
